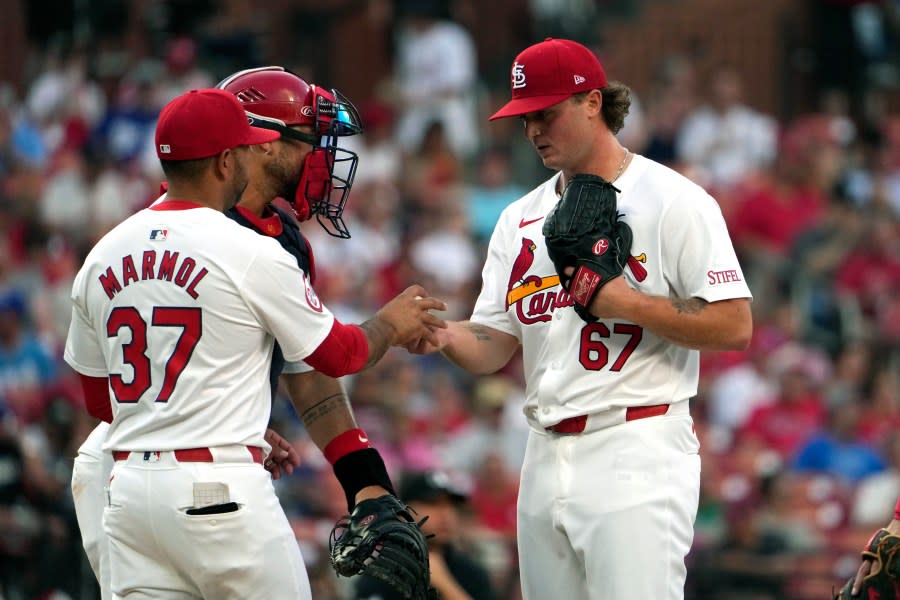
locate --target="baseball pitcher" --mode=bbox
[407,38,753,600]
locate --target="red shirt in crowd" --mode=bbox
[729,183,825,255]
[470,480,519,537]
[835,248,900,314]
[740,394,826,458]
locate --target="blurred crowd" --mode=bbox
[1,1,899,599]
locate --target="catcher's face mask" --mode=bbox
[217,67,362,238]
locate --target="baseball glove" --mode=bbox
[834,528,900,599]
[329,494,435,599]
[543,173,633,322]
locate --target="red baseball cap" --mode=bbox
[489,38,608,121]
[155,89,280,160]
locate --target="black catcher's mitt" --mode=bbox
[329,495,435,599]
[834,528,900,599]
[543,173,633,322]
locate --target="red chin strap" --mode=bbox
[292,148,334,222]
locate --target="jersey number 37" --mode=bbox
[107,306,202,403]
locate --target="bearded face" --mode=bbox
[264,140,306,202]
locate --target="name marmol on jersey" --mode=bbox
[97,250,209,301]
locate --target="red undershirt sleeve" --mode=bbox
[79,374,113,423]
[303,320,369,378]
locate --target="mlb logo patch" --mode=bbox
[149,229,168,241]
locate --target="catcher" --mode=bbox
[221,67,433,599]
[835,495,900,599]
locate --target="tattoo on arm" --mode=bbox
[465,322,493,341]
[299,392,350,429]
[671,297,709,315]
[359,316,395,368]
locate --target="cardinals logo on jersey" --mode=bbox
[504,237,649,324]
[506,238,537,296]
[505,237,565,324]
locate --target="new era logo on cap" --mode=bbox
[490,38,608,120]
[159,144,171,154]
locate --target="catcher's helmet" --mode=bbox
[217,66,362,238]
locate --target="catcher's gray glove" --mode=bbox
[542,173,633,322]
[329,495,435,600]
[833,528,900,599]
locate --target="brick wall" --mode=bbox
[0,0,28,94]
[597,0,812,118]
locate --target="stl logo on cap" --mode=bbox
[512,62,526,89]
[490,38,608,121]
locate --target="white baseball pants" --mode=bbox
[104,451,311,600]
[516,409,701,599]
[72,423,114,600]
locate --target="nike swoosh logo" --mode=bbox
[358,434,369,443]
[519,216,544,228]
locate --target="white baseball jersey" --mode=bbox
[64,200,335,452]
[471,154,752,430]
[150,194,313,376]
